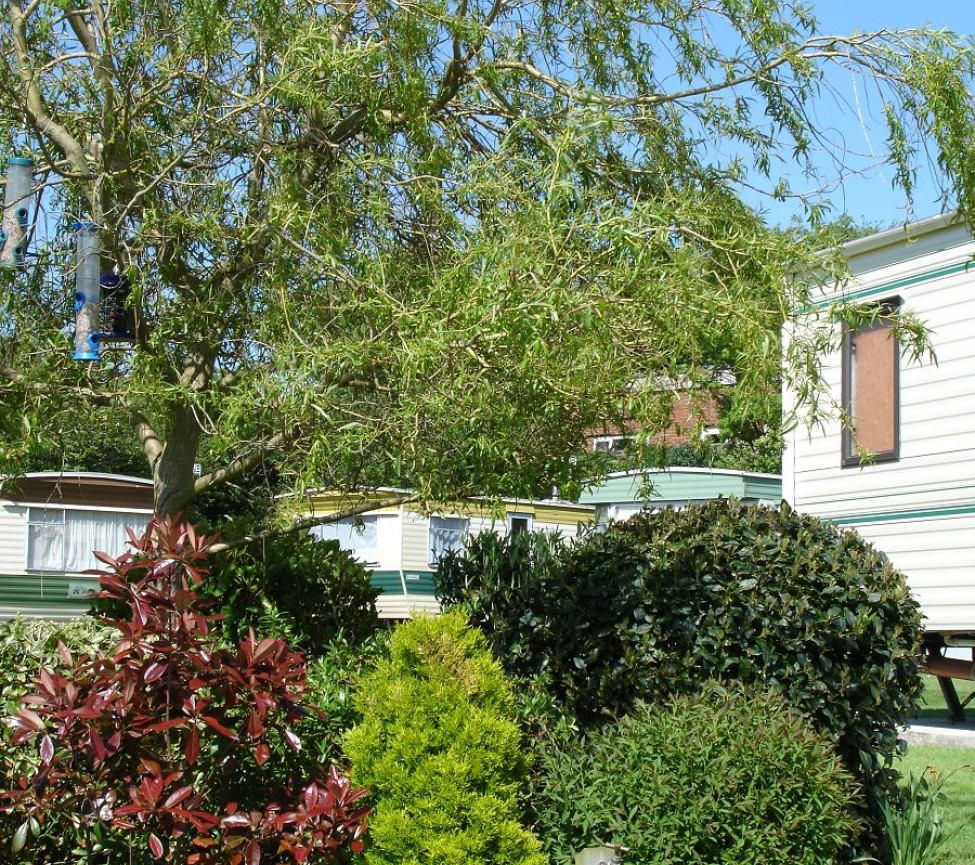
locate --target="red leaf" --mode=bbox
[221,814,252,828]
[185,728,200,765]
[245,838,261,865]
[149,833,165,859]
[90,730,108,762]
[254,743,270,766]
[247,710,262,740]
[145,718,186,733]
[39,735,54,765]
[57,640,73,666]
[144,661,168,683]
[284,729,301,752]
[251,637,279,663]
[202,715,238,740]
[16,708,45,733]
[163,785,195,809]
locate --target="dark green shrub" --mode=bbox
[530,684,862,865]
[344,611,546,865]
[203,532,380,653]
[436,529,565,670]
[437,500,923,854]
[302,631,390,763]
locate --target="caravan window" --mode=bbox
[26,507,144,573]
[842,300,900,466]
[312,516,381,565]
[428,516,469,565]
[507,513,533,536]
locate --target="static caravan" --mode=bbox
[302,489,595,619]
[0,472,154,620]
[782,214,975,713]
[580,466,782,527]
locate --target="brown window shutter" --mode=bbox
[850,320,897,456]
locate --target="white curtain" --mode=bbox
[428,516,468,565]
[312,517,380,563]
[27,510,65,571]
[64,510,141,572]
[28,508,147,572]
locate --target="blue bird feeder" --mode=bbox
[0,157,33,268]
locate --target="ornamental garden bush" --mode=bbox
[202,531,381,655]
[437,499,924,855]
[344,610,545,865]
[1,518,370,865]
[529,683,862,865]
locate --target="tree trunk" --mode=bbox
[152,404,202,516]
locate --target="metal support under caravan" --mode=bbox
[922,644,975,724]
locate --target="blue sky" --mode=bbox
[746,1,975,228]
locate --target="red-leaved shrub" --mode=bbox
[2,517,369,865]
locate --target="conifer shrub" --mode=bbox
[437,500,923,854]
[343,611,545,865]
[530,684,862,865]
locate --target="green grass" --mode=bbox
[896,744,975,865]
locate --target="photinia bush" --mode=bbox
[1,516,370,865]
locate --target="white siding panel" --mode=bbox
[375,594,441,620]
[401,512,430,571]
[0,505,26,573]
[533,520,564,537]
[795,469,975,514]
[834,516,975,633]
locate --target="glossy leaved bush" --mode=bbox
[530,684,862,865]
[344,611,546,865]
[203,533,381,655]
[437,500,923,854]
[0,517,370,865]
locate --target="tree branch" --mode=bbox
[193,431,288,497]
[208,494,418,553]
[9,0,91,177]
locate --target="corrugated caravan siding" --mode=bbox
[0,505,26,573]
[401,511,430,571]
[0,572,98,620]
[843,515,975,632]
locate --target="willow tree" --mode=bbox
[1,1,974,526]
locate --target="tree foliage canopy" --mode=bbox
[2,1,975,523]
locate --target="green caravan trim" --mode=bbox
[370,570,437,597]
[807,260,973,311]
[829,503,975,526]
[0,573,98,612]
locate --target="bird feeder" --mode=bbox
[72,222,102,361]
[99,271,136,341]
[0,157,33,268]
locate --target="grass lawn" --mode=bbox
[896,744,975,865]
[896,675,975,863]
